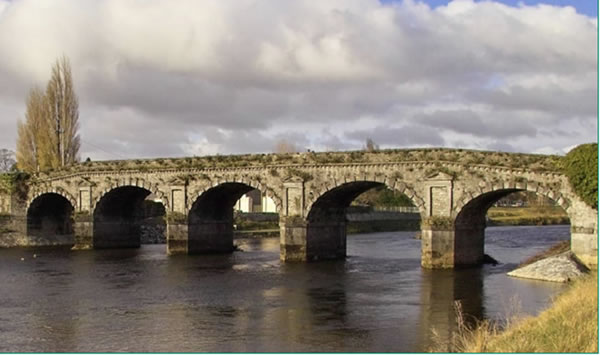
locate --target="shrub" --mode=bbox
[563,143,598,209]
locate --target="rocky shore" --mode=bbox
[508,252,589,283]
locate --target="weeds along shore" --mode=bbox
[431,273,598,353]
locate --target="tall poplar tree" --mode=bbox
[16,87,48,172]
[46,56,80,168]
[16,56,80,172]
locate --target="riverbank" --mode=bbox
[487,206,569,226]
[440,273,597,352]
[233,206,568,237]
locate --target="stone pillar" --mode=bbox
[280,179,308,262]
[72,213,93,250]
[571,226,597,268]
[188,218,235,254]
[166,184,188,255]
[422,173,459,269]
[454,221,485,266]
[72,187,93,250]
[280,216,308,262]
[568,199,597,269]
[166,212,188,255]
[421,218,455,269]
[306,214,347,261]
[93,219,141,248]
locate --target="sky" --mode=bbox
[0,0,597,160]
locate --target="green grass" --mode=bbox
[487,206,569,226]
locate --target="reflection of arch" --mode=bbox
[189,178,282,214]
[27,192,74,243]
[93,185,166,249]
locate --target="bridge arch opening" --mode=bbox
[93,186,166,249]
[305,181,421,261]
[27,193,74,245]
[188,182,267,254]
[455,189,570,265]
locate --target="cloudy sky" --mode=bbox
[0,0,596,160]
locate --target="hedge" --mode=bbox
[563,143,598,209]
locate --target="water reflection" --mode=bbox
[417,268,484,351]
[0,226,569,352]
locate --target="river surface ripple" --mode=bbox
[0,225,568,352]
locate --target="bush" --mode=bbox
[563,143,598,209]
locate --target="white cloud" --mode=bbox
[0,0,596,159]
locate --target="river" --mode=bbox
[0,225,569,352]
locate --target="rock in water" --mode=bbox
[508,252,588,283]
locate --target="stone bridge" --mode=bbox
[18,148,598,268]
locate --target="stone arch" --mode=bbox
[451,179,570,266]
[27,187,77,212]
[188,177,283,214]
[453,178,568,216]
[92,184,168,249]
[185,179,282,254]
[302,179,424,261]
[26,192,75,245]
[92,180,169,212]
[305,178,425,217]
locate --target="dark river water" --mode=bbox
[0,225,569,352]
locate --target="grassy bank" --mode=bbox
[346,220,420,234]
[433,274,598,353]
[487,206,569,226]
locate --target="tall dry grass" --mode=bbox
[430,274,598,353]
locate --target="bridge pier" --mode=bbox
[280,217,346,262]
[166,220,188,254]
[280,217,307,262]
[93,219,141,248]
[73,216,93,250]
[188,220,235,254]
[167,212,236,255]
[569,203,598,268]
[571,227,597,268]
[420,216,485,269]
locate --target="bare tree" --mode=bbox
[364,137,379,152]
[46,56,80,167]
[274,139,299,154]
[0,149,16,172]
[16,57,80,172]
[16,87,49,172]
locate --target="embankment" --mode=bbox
[456,274,598,352]
[487,206,569,226]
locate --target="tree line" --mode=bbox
[16,56,80,173]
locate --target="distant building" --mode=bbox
[235,189,277,213]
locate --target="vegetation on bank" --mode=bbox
[432,274,597,353]
[233,218,279,232]
[353,185,415,207]
[487,206,569,226]
[562,143,598,209]
[0,172,29,199]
